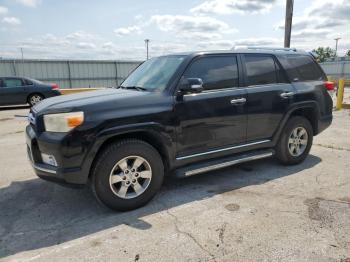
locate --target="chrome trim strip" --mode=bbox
[33,164,57,174]
[185,151,273,177]
[176,140,270,160]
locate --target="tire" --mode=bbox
[91,139,164,211]
[275,116,313,165]
[28,93,44,106]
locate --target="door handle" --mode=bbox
[230,98,246,105]
[280,92,294,98]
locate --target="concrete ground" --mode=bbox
[0,106,349,262]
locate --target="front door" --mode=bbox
[174,55,247,160]
[241,54,295,141]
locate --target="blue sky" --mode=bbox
[0,0,349,60]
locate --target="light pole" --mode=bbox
[334,37,341,57]
[144,39,150,60]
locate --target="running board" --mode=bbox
[175,149,274,178]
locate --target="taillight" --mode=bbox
[51,83,59,90]
[324,81,334,91]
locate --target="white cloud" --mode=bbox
[233,37,282,47]
[15,0,41,7]
[2,16,21,25]
[150,15,237,40]
[273,0,350,54]
[0,6,9,15]
[190,0,277,15]
[76,42,96,49]
[114,25,142,37]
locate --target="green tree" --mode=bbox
[312,47,336,62]
[346,50,350,56]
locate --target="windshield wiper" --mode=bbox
[119,86,147,91]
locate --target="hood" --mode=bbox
[33,88,150,114]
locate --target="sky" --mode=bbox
[0,0,349,60]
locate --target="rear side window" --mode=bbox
[184,56,239,91]
[244,55,287,86]
[24,79,33,85]
[278,55,325,81]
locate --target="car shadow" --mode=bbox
[0,155,321,258]
[0,105,30,111]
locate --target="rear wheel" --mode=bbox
[275,116,313,165]
[91,139,164,211]
[28,94,44,106]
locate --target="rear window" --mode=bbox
[278,55,325,82]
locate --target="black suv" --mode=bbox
[26,48,333,211]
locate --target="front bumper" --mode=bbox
[26,124,89,186]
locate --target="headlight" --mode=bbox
[43,112,84,132]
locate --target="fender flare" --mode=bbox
[272,101,320,145]
[80,122,174,181]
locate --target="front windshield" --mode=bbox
[121,55,186,91]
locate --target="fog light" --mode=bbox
[41,153,57,166]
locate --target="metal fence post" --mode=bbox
[12,60,17,76]
[114,61,119,86]
[67,60,72,88]
[341,61,345,78]
[336,78,344,110]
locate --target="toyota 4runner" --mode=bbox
[26,48,333,211]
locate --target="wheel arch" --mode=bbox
[273,102,320,145]
[88,130,172,179]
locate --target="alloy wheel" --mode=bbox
[109,156,152,199]
[288,127,308,157]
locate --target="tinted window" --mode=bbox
[244,55,285,86]
[184,56,239,90]
[3,78,23,88]
[278,55,325,81]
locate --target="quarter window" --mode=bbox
[184,56,239,90]
[244,55,286,86]
[3,78,23,88]
[279,55,325,81]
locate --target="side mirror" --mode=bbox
[179,78,203,93]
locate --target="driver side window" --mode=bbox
[184,56,239,91]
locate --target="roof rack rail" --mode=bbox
[232,46,298,52]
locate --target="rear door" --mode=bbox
[175,55,247,160]
[0,78,27,105]
[242,54,295,141]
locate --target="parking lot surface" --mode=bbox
[0,106,349,262]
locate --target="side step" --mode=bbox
[175,149,274,178]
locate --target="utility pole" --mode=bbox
[20,47,24,60]
[144,39,150,60]
[334,37,341,57]
[284,0,294,48]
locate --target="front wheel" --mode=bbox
[275,116,313,165]
[91,139,164,211]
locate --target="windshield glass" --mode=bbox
[121,55,186,91]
